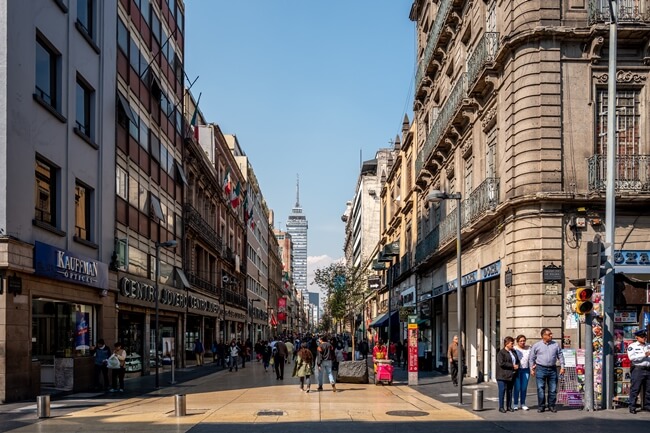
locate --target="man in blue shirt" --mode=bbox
[530,328,565,413]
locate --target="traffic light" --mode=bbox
[586,238,607,281]
[575,287,594,315]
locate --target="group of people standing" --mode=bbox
[91,339,127,393]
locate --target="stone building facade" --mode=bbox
[408,0,650,382]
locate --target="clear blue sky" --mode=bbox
[185,1,415,266]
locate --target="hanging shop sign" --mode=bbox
[34,241,109,289]
[277,297,287,322]
[479,260,501,281]
[119,277,187,310]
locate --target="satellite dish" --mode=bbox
[222,276,230,284]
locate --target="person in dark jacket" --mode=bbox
[496,336,520,413]
[91,339,111,391]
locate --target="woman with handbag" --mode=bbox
[294,343,314,392]
[109,342,127,393]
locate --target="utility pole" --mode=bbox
[603,0,617,410]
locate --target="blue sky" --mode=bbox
[185,1,415,272]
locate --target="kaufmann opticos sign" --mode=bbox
[34,241,108,289]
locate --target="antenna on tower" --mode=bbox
[295,174,300,207]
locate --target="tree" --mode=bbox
[312,260,371,335]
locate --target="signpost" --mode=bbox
[408,315,418,385]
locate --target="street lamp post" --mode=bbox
[249,298,261,342]
[154,239,178,389]
[428,190,463,405]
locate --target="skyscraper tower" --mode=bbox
[286,175,308,298]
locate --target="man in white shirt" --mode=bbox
[627,329,650,414]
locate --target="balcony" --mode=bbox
[588,154,650,191]
[187,271,219,294]
[439,178,500,245]
[184,204,223,254]
[466,32,499,93]
[416,73,467,176]
[400,252,411,275]
[415,227,440,264]
[589,0,650,24]
[223,287,247,310]
[416,0,453,90]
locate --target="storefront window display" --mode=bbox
[150,322,177,366]
[118,312,144,373]
[32,298,95,360]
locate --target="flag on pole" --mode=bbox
[230,181,241,209]
[222,168,231,196]
[187,92,202,140]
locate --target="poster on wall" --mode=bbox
[162,337,175,365]
[75,312,89,350]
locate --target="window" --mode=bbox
[129,36,140,74]
[139,121,149,150]
[116,166,128,200]
[176,8,184,33]
[150,193,164,220]
[128,174,139,208]
[35,158,57,225]
[117,17,128,54]
[150,133,160,162]
[76,76,93,138]
[77,0,94,37]
[151,11,161,43]
[35,36,59,109]
[129,111,140,141]
[75,182,92,240]
[596,88,640,155]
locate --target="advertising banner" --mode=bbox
[75,312,90,350]
[277,297,287,322]
[408,315,419,373]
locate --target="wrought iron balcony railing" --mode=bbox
[416,0,453,89]
[589,0,650,24]
[416,73,467,175]
[187,271,219,294]
[466,32,499,90]
[400,252,411,275]
[415,227,440,264]
[588,154,650,191]
[439,177,500,245]
[223,287,247,309]
[184,203,223,254]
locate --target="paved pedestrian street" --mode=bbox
[3,361,650,433]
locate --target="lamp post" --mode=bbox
[249,298,261,342]
[428,190,463,405]
[154,239,177,389]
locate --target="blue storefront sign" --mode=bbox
[34,241,109,290]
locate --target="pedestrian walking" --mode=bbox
[109,342,127,393]
[285,339,294,365]
[496,336,520,413]
[513,334,531,410]
[317,335,337,392]
[90,338,111,391]
[274,339,288,380]
[228,340,240,372]
[530,328,565,413]
[294,343,314,392]
[627,329,650,414]
[193,339,205,366]
[447,335,464,386]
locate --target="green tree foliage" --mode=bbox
[312,260,370,333]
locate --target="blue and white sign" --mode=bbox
[34,241,109,289]
[479,260,501,281]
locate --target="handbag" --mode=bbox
[107,354,120,369]
[270,356,275,366]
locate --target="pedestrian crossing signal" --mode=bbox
[575,287,594,315]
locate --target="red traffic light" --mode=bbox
[576,287,593,301]
[575,287,594,314]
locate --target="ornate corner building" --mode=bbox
[401,0,650,381]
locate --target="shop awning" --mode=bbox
[369,311,398,328]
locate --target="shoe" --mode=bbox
[507,407,514,412]
[537,408,545,413]
[306,389,310,393]
[521,405,529,411]
[629,407,637,414]
[499,408,506,413]
[317,387,323,391]
[229,369,232,372]
[513,406,519,411]
[453,383,458,387]
[549,406,557,413]
[109,389,117,393]
[119,389,124,393]
[332,385,337,392]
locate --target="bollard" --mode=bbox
[472,389,484,411]
[36,395,51,418]
[174,394,186,417]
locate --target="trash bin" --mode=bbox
[174,394,186,416]
[472,389,484,411]
[37,395,50,418]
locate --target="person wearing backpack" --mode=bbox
[316,335,337,392]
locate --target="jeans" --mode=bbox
[318,360,335,387]
[228,355,238,370]
[513,368,530,406]
[535,365,558,408]
[498,379,514,409]
[450,360,459,385]
[111,367,125,390]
